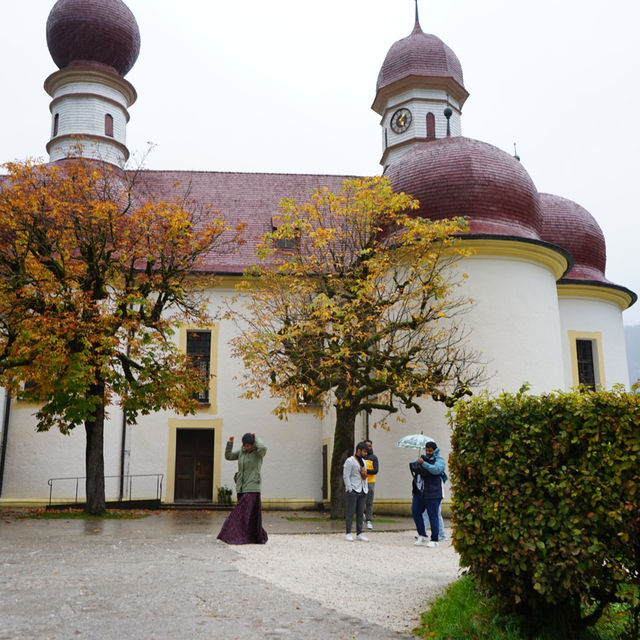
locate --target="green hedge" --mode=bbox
[450,385,640,638]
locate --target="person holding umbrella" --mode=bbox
[409,439,446,547]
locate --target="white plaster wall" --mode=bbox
[0,254,568,505]
[558,296,630,389]
[122,289,326,503]
[353,255,565,502]
[456,256,565,394]
[0,402,124,501]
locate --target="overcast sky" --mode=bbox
[1,0,638,325]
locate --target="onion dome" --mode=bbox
[386,137,542,240]
[539,193,608,283]
[376,20,466,98]
[46,0,141,77]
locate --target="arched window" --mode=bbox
[105,113,114,137]
[426,112,436,139]
[53,113,59,137]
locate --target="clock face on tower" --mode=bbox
[390,108,412,134]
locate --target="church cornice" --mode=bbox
[46,133,130,162]
[557,282,636,311]
[372,75,468,115]
[459,237,570,281]
[44,67,137,106]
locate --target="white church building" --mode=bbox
[0,0,635,512]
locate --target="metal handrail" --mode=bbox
[47,473,163,506]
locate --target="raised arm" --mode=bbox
[225,437,240,460]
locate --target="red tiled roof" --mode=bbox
[386,137,542,240]
[134,170,356,273]
[539,193,609,284]
[46,0,141,77]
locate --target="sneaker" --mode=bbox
[345,533,354,542]
[414,535,427,546]
[426,541,439,548]
[366,521,373,530]
[356,533,369,542]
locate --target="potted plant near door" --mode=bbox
[217,485,232,505]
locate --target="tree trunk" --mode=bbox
[329,405,359,519]
[84,381,106,515]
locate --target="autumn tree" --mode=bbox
[0,158,243,514]
[226,176,485,517]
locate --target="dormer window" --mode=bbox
[271,218,297,250]
[105,113,114,137]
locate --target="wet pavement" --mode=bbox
[0,509,420,639]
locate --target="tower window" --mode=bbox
[53,113,59,137]
[186,330,211,403]
[576,339,596,389]
[105,113,114,137]
[426,112,436,139]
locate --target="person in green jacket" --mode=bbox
[217,433,268,544]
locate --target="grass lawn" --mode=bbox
[413,575,637,639]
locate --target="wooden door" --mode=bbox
[174,429,214,502]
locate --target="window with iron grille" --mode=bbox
[187,330,211,403]
[576,339,596,389]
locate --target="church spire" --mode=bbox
[414,0,422,31]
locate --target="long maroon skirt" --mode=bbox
[217,492,268,544]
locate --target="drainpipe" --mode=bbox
[0,391,12,497]
[118,411,127,502]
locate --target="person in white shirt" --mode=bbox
[343,442,370,542]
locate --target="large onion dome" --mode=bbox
[46,0,141,77]
[539,193,608,283]
[386,137,542,240]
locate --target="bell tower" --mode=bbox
[372,4,469,170]
[44,0,140,168]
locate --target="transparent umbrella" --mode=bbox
[395,433,435,452]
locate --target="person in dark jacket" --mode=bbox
[364,439,379,530]
[409,440,445,547]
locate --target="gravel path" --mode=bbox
[0,511,462,638]
[233,530,462,633]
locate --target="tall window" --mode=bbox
[105,113,114,137]
[576,339,596,389]
[426,112,436,139]
[53,113,59,137]
[187,330,211,403]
